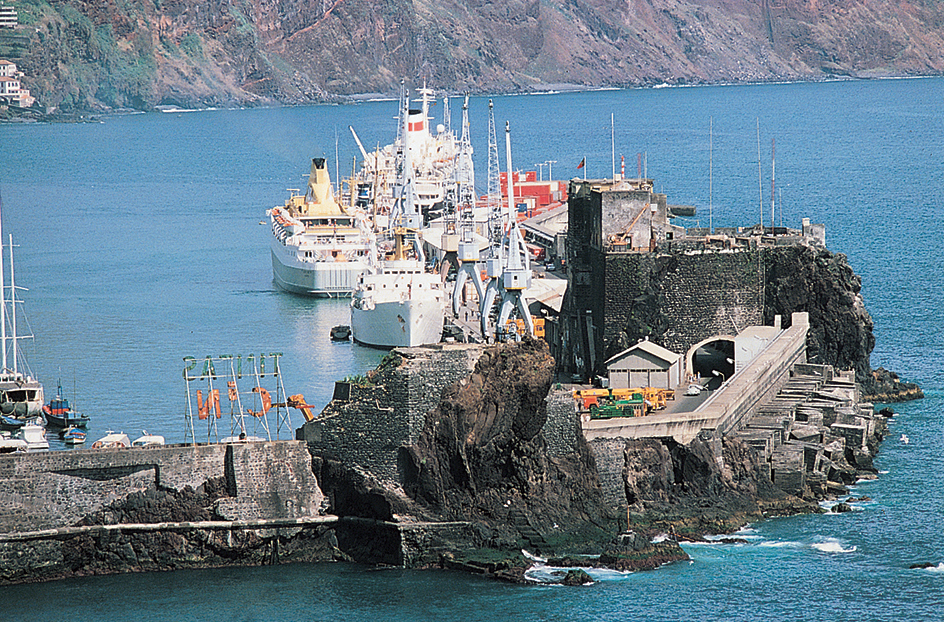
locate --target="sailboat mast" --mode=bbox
[757,118,764,230]
[8,234,16,374]
[611,113,615,180]
[709,117,713,234]
[0,203,5,373]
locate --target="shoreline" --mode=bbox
[4,74,943,124]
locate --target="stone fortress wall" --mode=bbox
[0,440,324,535]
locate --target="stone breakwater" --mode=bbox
[0,441,338,585]
[0,340,899,585]
[301,340,894,582]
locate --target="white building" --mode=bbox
[0,4,17,29]
[0,75,19,102]
[0,59,34,107]
[605,339,683,390]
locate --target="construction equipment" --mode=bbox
[573,386,672,415]
[275,394,316,422]
[589,395,646,419]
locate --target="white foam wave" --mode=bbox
[925,563,944,573]
[812,538,856,553]
[523,563,633,584]
[757,540,802,548]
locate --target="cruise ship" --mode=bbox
[269,158,372,296]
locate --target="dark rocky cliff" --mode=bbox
[309,339,836,579]
[7,0,944,112]
[763,245,921,401]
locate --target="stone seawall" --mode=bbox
[0,440,324,534]
[0,441,334,584]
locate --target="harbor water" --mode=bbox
[1,78,943,618]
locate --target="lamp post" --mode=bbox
[711,369,726,387]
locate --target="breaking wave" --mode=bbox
[812,538,857,553]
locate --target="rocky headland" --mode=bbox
[4,0,944,114]
[302,332,893,584]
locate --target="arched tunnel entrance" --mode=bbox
[689,338,736,390]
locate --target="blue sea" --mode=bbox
[2,78,943,619]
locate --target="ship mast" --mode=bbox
[0,196,6,373]
[8,234,17,374]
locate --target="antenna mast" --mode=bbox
[757,118,764,230]
[0,195,6,372]
[709,117,713,234]
[771,138,776,230]
[611,113,616,179]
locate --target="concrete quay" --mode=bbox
[583,312,810,446]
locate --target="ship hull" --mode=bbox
[350,297,444,348]
[271,247,368,297]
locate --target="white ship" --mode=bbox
[350,86,464,225]
[269,157,372,297]
[350,88,446,348]
[350,230,446,348]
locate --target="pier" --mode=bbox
[583,312,810,445]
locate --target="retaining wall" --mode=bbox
[0,440,324,534]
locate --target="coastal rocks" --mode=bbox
[619,436,816,538]
[398,339,617,547]
[305,339,686,575]
[865,368,924,402]
[764,245,875,388]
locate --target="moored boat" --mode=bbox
[14,419,48,451]
[62,426,87,445]
[42,380,90,428]
[350,239,446,348]
[350,87,463,224]
[269,157,372,296]
[330,324,351,340]
[0,430,26,453]
[132,430,165,447]
[91,431,130,449]
[0,194,44,419]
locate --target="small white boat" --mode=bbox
[132,431,165,447]
[14,420,48,451]
[0,431,27,453]
[91,431,130,449]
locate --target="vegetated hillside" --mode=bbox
[8,0,944,112]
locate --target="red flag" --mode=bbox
[577,158,585,170]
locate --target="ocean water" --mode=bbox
[2,78,943,618]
